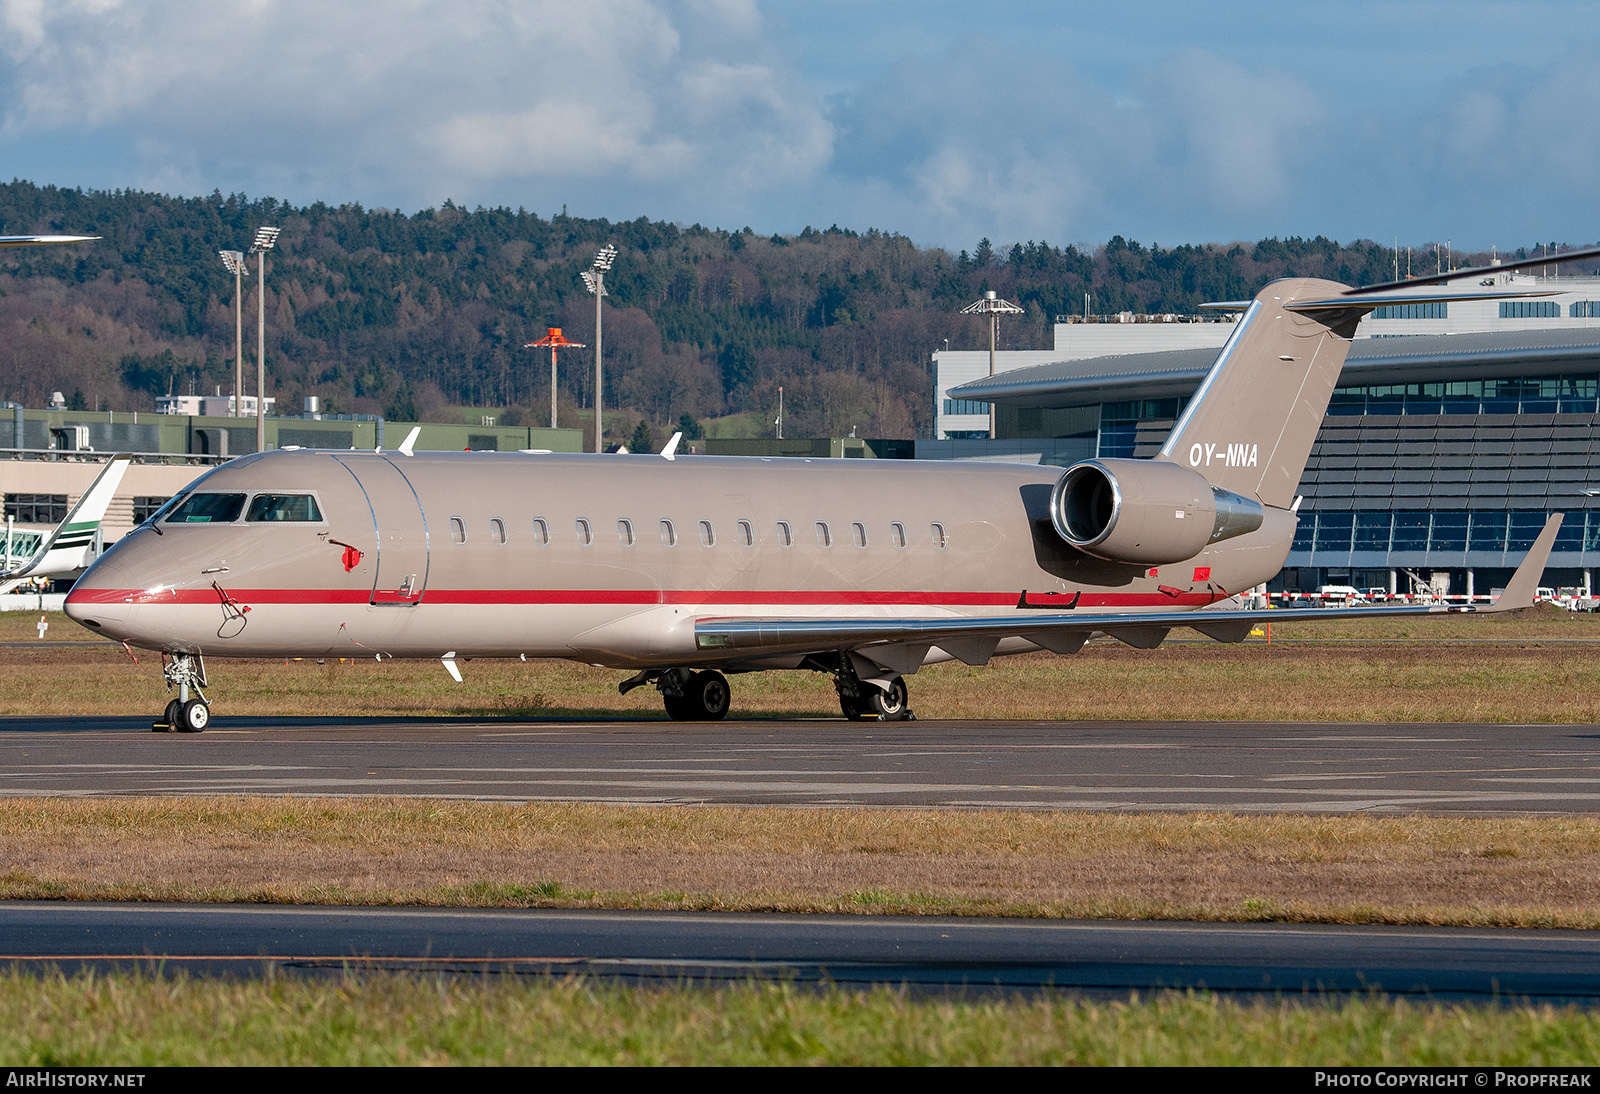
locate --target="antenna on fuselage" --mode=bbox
[660,431,682,461]
[397,426,421,457]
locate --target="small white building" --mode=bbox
[156,394,276,417]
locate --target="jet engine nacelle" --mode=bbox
[1049,458,1265,565]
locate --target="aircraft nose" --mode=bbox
[64,556,135,634]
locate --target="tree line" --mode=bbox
[0,180,1585,440]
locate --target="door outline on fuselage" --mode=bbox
[330,453,431,606]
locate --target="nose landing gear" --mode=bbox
[156,652,211,733]
[828,652,912,722]
[837,673,910,721]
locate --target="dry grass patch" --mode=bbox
[1263,603,1600,641]
[6,627,1600,721]
[2,798,1599,928]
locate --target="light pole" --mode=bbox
[248,226,280,451]
[959,290,1024,440]
[525,327,585,430]
[218,250,247,418]
[580,244,617,453]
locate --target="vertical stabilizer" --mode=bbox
[2,454,131,580]
[1157,278,1361,509]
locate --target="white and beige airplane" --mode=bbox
[64,250,1590,731]
[0,236,98,249]
[1,454,131,592]
[0,235,99,250]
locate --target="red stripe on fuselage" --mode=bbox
[66,587,1221,609]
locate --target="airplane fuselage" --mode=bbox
[65,449,1297,669]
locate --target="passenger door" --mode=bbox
[331,454,430,606]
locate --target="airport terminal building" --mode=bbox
[945,270,1600,598]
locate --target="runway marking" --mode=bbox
[9,902,1600,950]
[2,764,316,772]
[476,732,586,738]
[1268,736,1478,743]
[0,953,573,965]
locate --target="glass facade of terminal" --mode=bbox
[1326,375,1600,416]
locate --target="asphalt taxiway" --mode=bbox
[0,714,1596,813]
[5,901,1600,1001]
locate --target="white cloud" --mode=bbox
[813,37,1324,247]
[1133,51,1323,213]
[2,1,1597,250]
[425,101,694,181]
[0,0,831,214]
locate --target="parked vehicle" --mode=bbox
[1316,584,1367,606]
[1556,587,1598,611]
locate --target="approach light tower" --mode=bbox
[580,244,618,453]
[218,250,248,418]
[525,327,585,430]
[960,290,1024,440]
[248,227,281,451]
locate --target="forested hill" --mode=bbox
[0,180,1575,440]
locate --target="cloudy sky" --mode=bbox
[2,0,1597,251]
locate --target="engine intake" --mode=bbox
[1049,458,1264,565]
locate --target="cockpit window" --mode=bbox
[245,494,323,523]
[165,493,246,524]
[144,491,189,525]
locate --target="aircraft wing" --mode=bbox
[1,454,131,581]
[695,515,1562,665]
[0,235,99,248]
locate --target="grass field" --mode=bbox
[4,608,1598,1063]
[3,799,1599,928]
[4,973,1598,1066]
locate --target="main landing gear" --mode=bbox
[620,667,732,721]
[156,652,211,733]
[620,656,915,723]
[838,674,909,721]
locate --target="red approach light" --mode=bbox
[526,327,585,349]
[526,328,588,430]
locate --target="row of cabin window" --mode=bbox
[447,516,950,551]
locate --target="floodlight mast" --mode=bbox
[218,251,247,418]
[580,244,618,452]
[960,290,1024,439]
[248,227,280,451]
